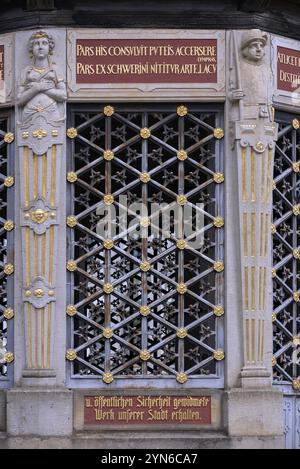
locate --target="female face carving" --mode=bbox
[32,37,50,60]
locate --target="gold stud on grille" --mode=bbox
[140,305,150,317]
[3,308,14,320]
[176,372,188,383]
[103,150,114,161]
[140,172,151,183]
[293,162,300,173]
[140,127,151,139]
[213,217,224,228]
[177,105,188,117]
[4,132,14,144]
[103,283,114,294]
[272,312,277,322]
[67,216,77,228]
[66,349,77,361]
[66,305,77,317]
[293,292,300,302]
[293,205,300,216]
[272,268,276,278]
[177,194,187,206]
[176,328,188,339]
[177,150,188,161]
[67,172,78,183]
[177,239,186,250]
[67,260,77,272]
[293,336,300,346]
[103,239,114,250]
[214,261,224,273]
[214,306,225,317]
[177,283,187,295]
[271,224,276,235]
[103,372,114,384]
[272,180,276,191]
[4,220,14,232]
[140,350,151,361]
[104,194,114,205]
[140,217,150,228]
[4,176,14,188]
[4,264,14,276]
[292,118,300,130]
[67,127,77,139]
[293,249,300,259]
[140,261,151,272]
[213,349,225,361]
[103,328,113,339]
[4,352,14,363]
[213,128,224,139]
[104,105,114,117]
[272,356,277,367]
[213,172,224,184]
[292,379,300,391]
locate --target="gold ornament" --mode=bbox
[293,249,300,259]
[140,350,151,361]
[177,194,187,206]
[271,224,276,235]
[104,194,114,205]
[213,217,224,228]
[177,283,187,295]
[293,162,300,173]
[104,105,114,117]
[33,128,47,139]
[25,290,32,297]
[255,141,265,153]
[50,212,56,219]
[4,220,14,232]
[22,131,29,139]
[272,180,276,191]
[214,261,224,272]
[103,283,114,294]
[67,127,77,139]
[293,292,300,302]
[292,379,300,391]
[4,352,14,363]
[140,261,151,272]
[103,239,114,250]
[292,118,300,130]
[66,349,77,361]
[176,105,188,117]
[103,372,114,384]
[176,328,188,339]
[33,288,44,298]
[293,336,300,346]
[177,239,186,250]
[4,264,13,275]
[176,372,188,383]
[213,128,224,139]
[103,328,113,339]
[177,150,188,161]
[4,132,14,144]
[293,205,300,216]
[67,216,77,228]
[66,305,77,317]
[30,209,48,224]
[140,127,151,139]
[48,290,55,297]
[103,150,114,161]
[67,260,77,272]
[214,306,225,317]
[4,176,14,188]
[3,308,14,320]
[140,305,150,317]
[213,172,224,184]
[140,217,150,228]
[272,312,277,322]
[272,268,276,278]
[213,349,225,361]
[67,172,78,183]
[52,130,59,137]
[272,356,277,367]
[140,172,151,183]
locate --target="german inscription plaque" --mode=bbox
[84,395,211,425]
[277,45,300,92]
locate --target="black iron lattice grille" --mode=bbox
[67,104,224,383]
[0,116,12,379]
[273,115,300,387]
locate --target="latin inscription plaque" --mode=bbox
[84,395,211,425]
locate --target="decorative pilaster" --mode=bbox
[16,30,66,380]
[229,29,278,387]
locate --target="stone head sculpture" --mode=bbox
[241,29,267,64]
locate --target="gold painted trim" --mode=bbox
[24,146,30,207]
[243,213,248,257]
[260,212,264,257]
[246,319,250,362]
[251,318,255,362]
[42,153,47,199]
[49,226,54,286]
[251,266,256,311]
[47,303,51,369]
[251,149,256,201]
[264,214,269,257]
[251,212,255,257]
[261,150,266,202]
[242,147,247,202]
[28,304,32,369]
[35,308,38,369]
[50,145,57,206]
[266,148,272,202]
[244,266,249,311]
[25,227,30,286]
[41,307,45,369]
[33,153,38,200]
